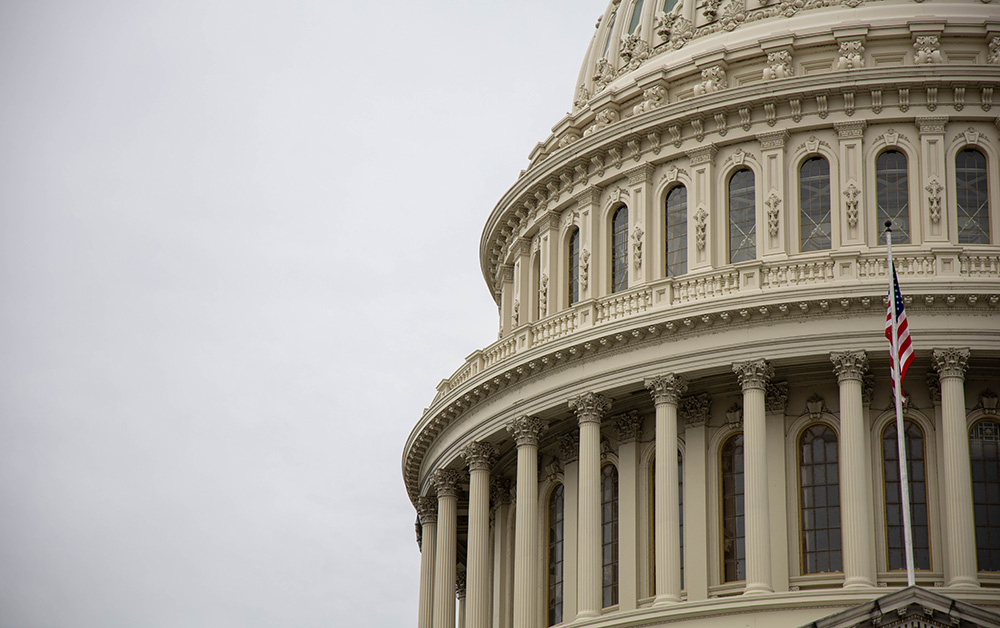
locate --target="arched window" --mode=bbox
[568,228,581,306]
[611,206,629,293]
[876,150,910,244]
[649,451,685,594]
[663,0,678,11]
[957,148,990,244]
[799,157,832,251]
[628,0,644,34]
[799,424,842,574]
[728,169,756,263]
[721,433,746,582]
[882,421,930,570]
[602,464,619,607]
[666,185,687,276]
[548,484,565,626]
[970,419,1000,572]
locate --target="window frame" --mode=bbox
[727,168,757,264]
[610,204,629,293]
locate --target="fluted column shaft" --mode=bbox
[569,392,611,618]
[934,348,979,587]
[432,470,462,628]
[417,496,438,628]
[831,351,875,588]
[462,443,498,628]
[735,360,774,595]
[646,374,687,604]
[507,417,546,628]
[491,479,514,628]
[456,573,467,628]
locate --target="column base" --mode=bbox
[842,577,875,589]
[743,582,774,595]
[653,593,681,606]
[946,576,980,588]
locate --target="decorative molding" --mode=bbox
[916,116,947,135]
[990,36,1000,65]
[680,393,711,427]
[926,179,943,223]
[932,347,971,379]
[757,130,789,150]
[613,411,643,443]
[632,224,644,270]
[693,64,727,96]
[805,393,826,419]
[584,107,620,138]
[880,129,906,147]
[580,248,591,291]
[695,208,709,250]
[558,432,580,463]
[862,373,875,407]
[843,184,861,227]
[455,570,466,598]
[568,392,612,424]
[766,381,790,413]
[926,371,941,405]
[765,193,781,237]
[627,163,655,185]
[506,415,547,447]
[687,144,718,165]
[632,85,668,116]
[417,495,438,524]
[831,350,868,382]
[734,359,774,391]
[490,477,513,507]
[461,441,498,472]
[725,402,744,428]
[618,33,651,74]
[961,127,981,146]
[512,299,519,327]
[646,373,689,405]
[432,468,464,498]
[834,120,866,138]
[762,50,793,81]
[833,39,865,70]
[979,389,999,415]
[544,457,563,481]
[913,35,944,64]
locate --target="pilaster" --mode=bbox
[834,121,866,246]
[615,412,642,610]
[917,116,949,242]
[686,145,717,270]
[558,433,580,620]
[757,131,789,257]
[490,479,514,628]
[680,394,710,601]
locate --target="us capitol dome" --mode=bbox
[402,0,1000,626]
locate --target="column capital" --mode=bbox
[734,359,774,391]
[680,393,711,427]
[569,392,611,424]
[490,477,513,507]
[506,415,547,447]
[558,431,580,463]
[646,373,688,405]
[461,441,498,472]
[613,411,643,443]
[432,469,464,499]
[765,381,789,414]
[417,495,438,524]
[455,570,467,599]
[933,348,971,380]
[831,350,869,382]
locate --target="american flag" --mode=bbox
[884,264,914,386]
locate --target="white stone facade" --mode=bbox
[404,0,1000,626]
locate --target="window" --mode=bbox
[799,424,842,574]
[568,228,580,306]
[882,421,930,570]
[666,185,687,276]
[548,484,565,626]
[799,157,832,251]
[957,148,990,244]
[649,451,685,593]
[611,206,629,293]
[662,0,678,11]
[602,12,618,55]
[970,419,1000,572]
[721,433,746,582]
[728,169,756,263]
[602,464,619,607]
[876,150,910,244]
[628,0,644,34]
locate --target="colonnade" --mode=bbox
[415,348,977,628]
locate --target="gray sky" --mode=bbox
[0,1,603,626]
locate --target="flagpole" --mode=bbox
[885,219,916,587]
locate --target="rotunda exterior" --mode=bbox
[403,1,1000,627]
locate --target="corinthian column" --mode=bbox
[831,351,875,588]
[432,469,463,628]
[569,392,612,618]
[417,496,438,628]
[645,374,687,604]
[456,571,467,628]
[933,348,979,587]
[506,416,546,628]
[461,442,498,628]
[734,360,774,595]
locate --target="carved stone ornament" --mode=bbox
[512,299,519,327]
[558,131,581,149]
[646,373,689,405]
[862,373,875,406]
[619,33,651,74]
[580,248,591,291]
[584,107,620,138]
[766,381,790,413]
[695,208,708,250]
[926,371,942,405]
[506,415,547,447]
[734,359,774,391]
[455,570,466,598]
[719,0,747,31]
[574,84,591,109]
[833,40,865,70]
[633,85,668,116]
[913,35,943,64]
[632,224,644,270]
[432,468,464,498]
[932,347,971,379]
[963,127,981,145]
[831,350,868,382]
[490,477,513,506]
[806,393,826,419]
[558,432,580,463]
[765,193,781,237]
[843,183,861,227]
[655,10,694,50]
[762,50,793,81]
[725,403,744,428]
[544,457,563,481]
[593,57,615,95]
[882,129,901,147]
[417,495,438,524]
[980,389,999,415]
[539,274,549,318]
[680,393,711,426]
[693,65,726,96]
[613,411,643,443]
[461,441,498,472]
[926,179,943,223]
[569,392,612,424]
[990,37,1000,65]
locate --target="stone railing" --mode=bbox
[672,270,740,304]
[597,288,653,323]
[531,309,578,345]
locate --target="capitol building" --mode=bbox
[402,0,1000,626]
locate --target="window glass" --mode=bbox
[628,0,644,34]
[568,228,580,306]
[956,148,990,244]
[663,0,678,12]
[548,484,565,626]
[728,169,756,263]
[602,464,620,607]
[877,150,910,244]
[602,13,617,55]
[666,185,687,276]
[799,157,832,251]
[799,424,842,574]
[883,421,930,570]
[721,434,746,582]
[970,420,1000,572]
[612,206,629,292]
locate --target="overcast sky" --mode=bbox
[0,1,605,626]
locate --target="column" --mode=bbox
[491,479,514,628]
[569,392,612,618]
[558,433,580,620]
[506,416,546,628]
[432,469,463,628]
[831,351,876,588]
[680,393,711,601]
[734,360,775,595]
[645,374,688,604]
[417,496,438,628]
[456,572,467,628]
[614,411,643,610]
[933,348,979,587]
[462,442,498,628]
